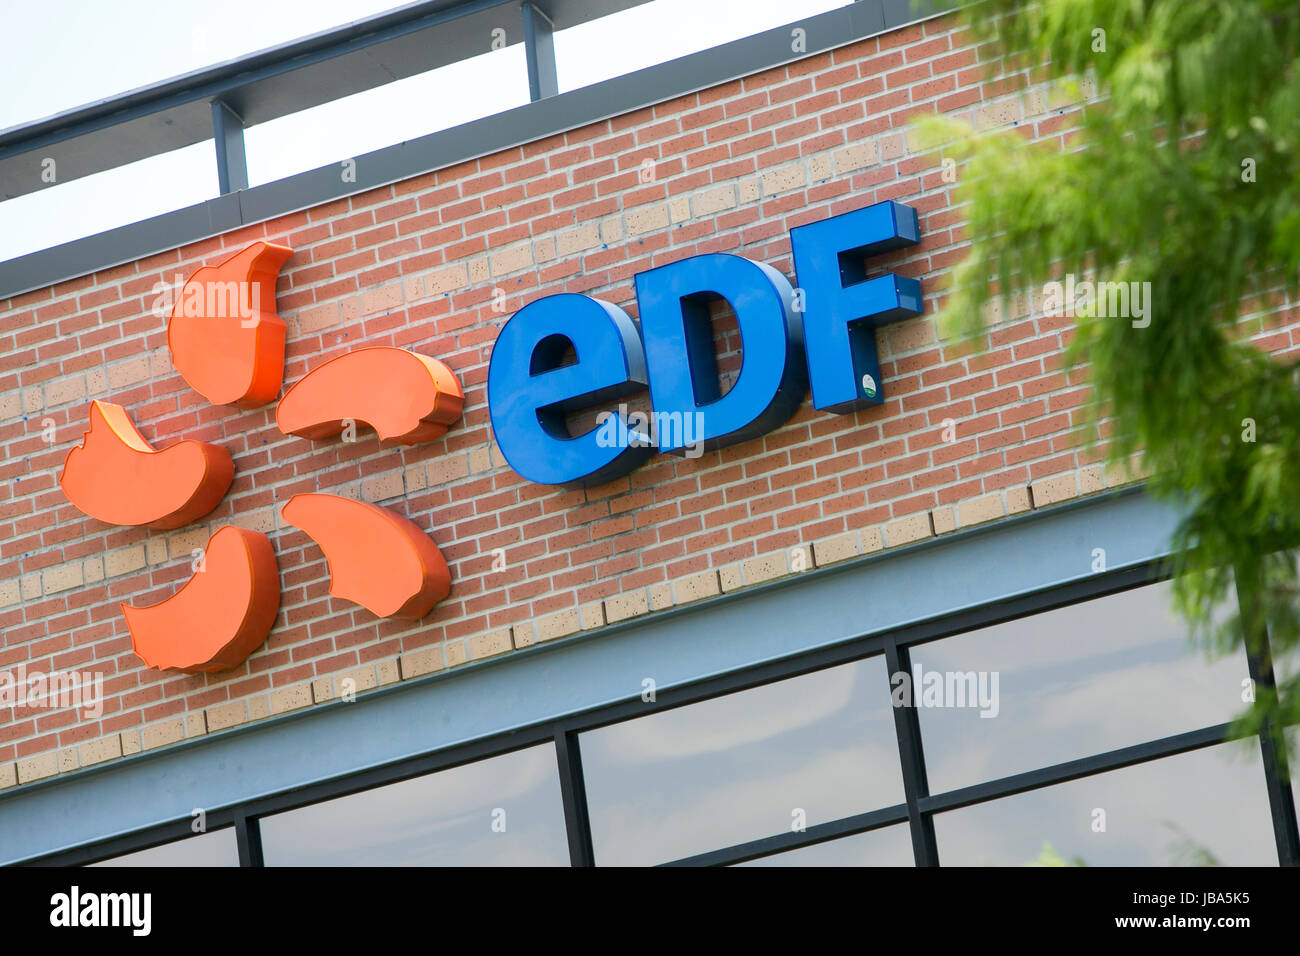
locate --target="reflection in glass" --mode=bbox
[1276,643,1299,688]
[90,828,239,867]
[260,745,568,865]
[913,581,1249,793]
[1288,727,1299,824]
[934,740,1274,866]
[1276,649,1299,819]
[737,824,914,866]
[581,656,903,866]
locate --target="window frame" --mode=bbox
[27,560,1300,867]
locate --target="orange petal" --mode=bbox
[282,493,450,620]
[276,347,464,445]
[167,240,293,408]
[59,401,233,530]
[122,527,280,673]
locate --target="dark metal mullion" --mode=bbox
[232,725,556,820]
[885,638,939,866]
[1254,722,1300,867]
[895,561,1158,653]
[553,729,595,866]
[920,722,1235,814]
[234,811,264,867]
[1237,572,1300,866]
[521,2,559,101]
[660,804,909,867]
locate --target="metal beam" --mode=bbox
[211,99,248,194]
[522,2,559,101]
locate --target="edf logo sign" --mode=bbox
[487,200,923,485]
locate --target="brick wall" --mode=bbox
[2,12,1287,791]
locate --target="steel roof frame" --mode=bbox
[0,0,642,202]
[0,0,950,302]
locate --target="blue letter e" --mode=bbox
[790,200,923,413]
[488,294,651,486]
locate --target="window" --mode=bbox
[89,828,239,867]
[735,824,914,866]
[933,741,1275,866]
[259,744,568,866]
[912,581,1250,793]
[580,656,902,865]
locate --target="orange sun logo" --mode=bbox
[58,242,463,674]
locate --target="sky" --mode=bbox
[0,0,849,261]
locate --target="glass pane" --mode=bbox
[736,824,914,867]
[89,828,239,867]
[1288,727,1299,823]
[581,656,903,866]
[260,745,568,865]
[913,581,1249,793]
[934,740,1275,866]
[1281,642,1299,811]
[1275,641,1299,691]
